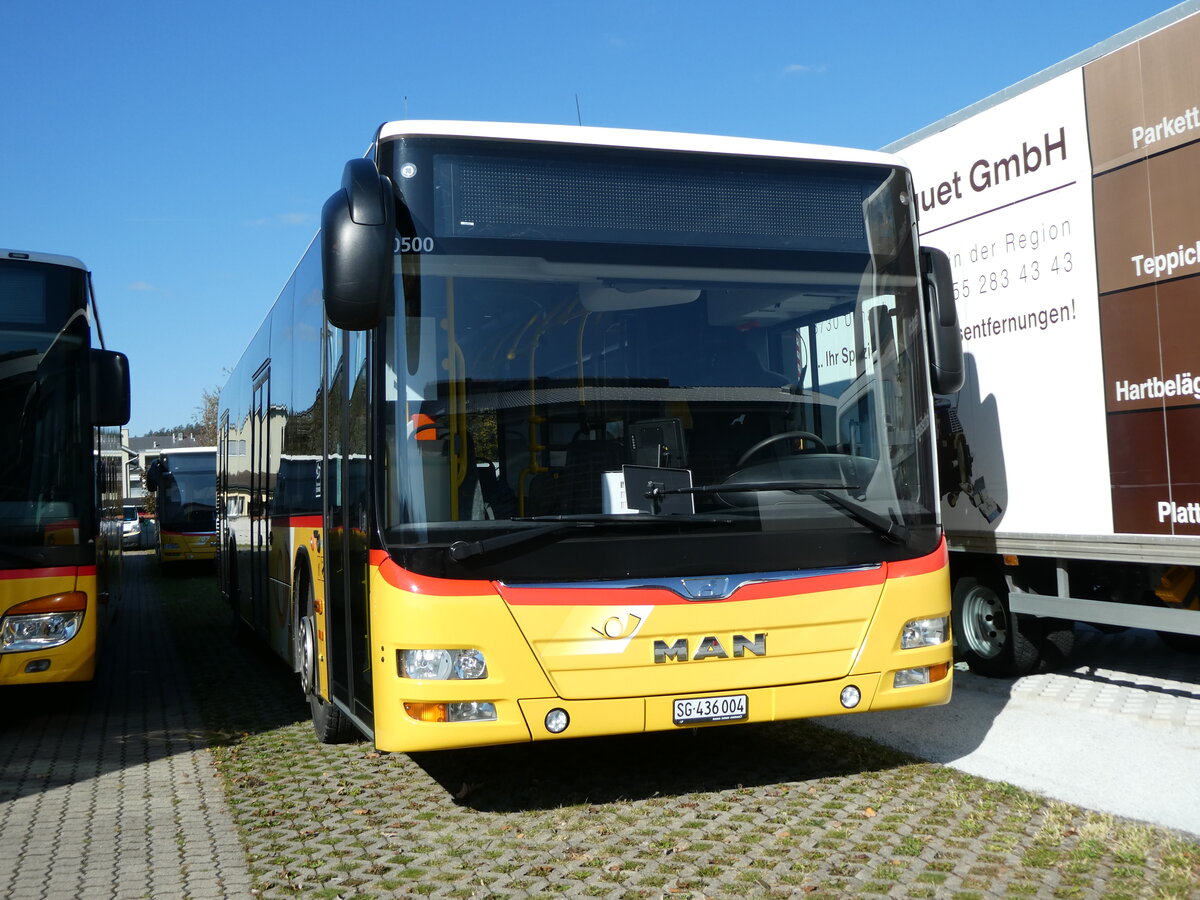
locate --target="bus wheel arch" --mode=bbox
[293,552,317,691]
[293,551,359,743]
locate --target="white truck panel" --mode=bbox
[898,8,1200,546]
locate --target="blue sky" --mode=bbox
[2,0,1185,435]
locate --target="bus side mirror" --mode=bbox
[321,157,395,331]
[90,349,131,426]
[921,247,965,395]
[146,458,163,492]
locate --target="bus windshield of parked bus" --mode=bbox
[0,258,91,551]
[156,453,217,534]
[377,139,938,580]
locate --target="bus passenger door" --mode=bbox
[250,365,271,631]
[324,328,374,732]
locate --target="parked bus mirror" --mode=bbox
[321,157,396,331]
[145,458,164,492]
[920,247,964,394]
[90,348,131,426]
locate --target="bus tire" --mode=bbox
[952,575,1041,677]
[295,559,359,744]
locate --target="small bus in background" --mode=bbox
[218,122,963,751]
[0,249,130,685]
[147,446,218,567]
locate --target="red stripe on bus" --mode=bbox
[885,536,947,578]
[371,550,490,596]
[0,566,95,581]
[369,538,948,607]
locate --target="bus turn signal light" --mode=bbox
[405,702,448,723]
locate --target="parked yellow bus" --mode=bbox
[147,446,218,566]
[218,122,963,750]
[0,249,130,685]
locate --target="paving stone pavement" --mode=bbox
[1005,626,1200,729]
[0,553,252,900]
[3,553,1199,899]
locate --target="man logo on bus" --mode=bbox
[653,633,767,663]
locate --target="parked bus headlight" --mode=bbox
[900,616,948,649]
[399,648,488,680]
[1,592,87,652]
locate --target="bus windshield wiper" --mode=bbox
[657,481,908,544]
[446,513,735,562]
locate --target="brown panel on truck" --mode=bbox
[1099,283,1164,414]
[1084,12,1200,174]
[1092,143,1200,294]
[1107,406,1169,535]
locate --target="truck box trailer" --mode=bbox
[889,1,1200,675]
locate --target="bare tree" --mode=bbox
[194,386,220,446]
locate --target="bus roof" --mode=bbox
[4,249,88,271]
[376,120,903,170]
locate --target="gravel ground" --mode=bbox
[154,562,1200,899]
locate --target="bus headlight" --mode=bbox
[900,616,948,649]
[399,648,488,680]
[1,592,87,652]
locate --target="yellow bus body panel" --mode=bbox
[159,531,218,563]
[0,569,100,685]
[365,543,951,753]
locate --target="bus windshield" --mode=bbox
[156,453,217,534]
[379,140,937,579]
[0,259,91,551]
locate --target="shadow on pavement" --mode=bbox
[410,716,920,814]
[0,553,305,805]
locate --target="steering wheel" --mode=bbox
[736,431,828,468]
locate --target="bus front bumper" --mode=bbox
[371,668,951,753]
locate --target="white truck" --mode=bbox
[890,1,1200,674]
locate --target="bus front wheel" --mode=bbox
[296,561,359,744]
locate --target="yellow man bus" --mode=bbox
[217,122,963,750]
[0,249,130,685]
[147,446,218,566]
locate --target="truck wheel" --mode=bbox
[1039,619,1076,670]
[295,561,359,744]
[952,576,1042,677]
